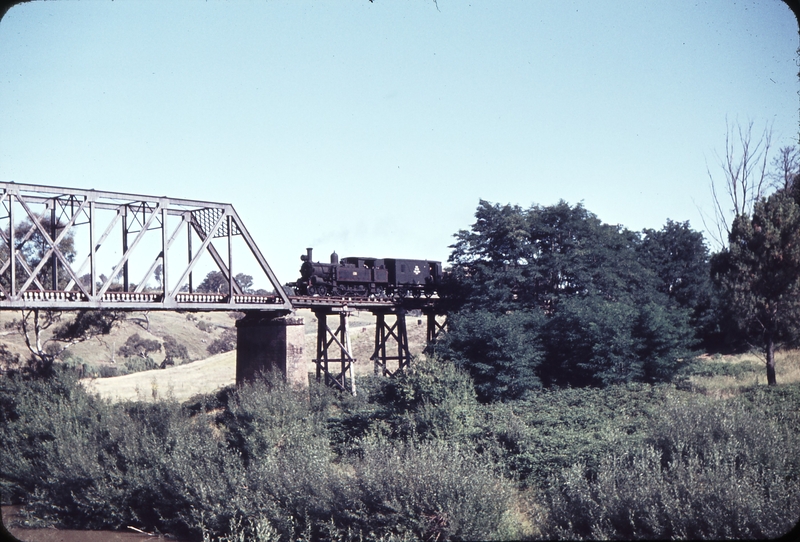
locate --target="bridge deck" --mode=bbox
[0,290,287,311]
[289,295,439,313]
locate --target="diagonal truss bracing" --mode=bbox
[0,181,292,312]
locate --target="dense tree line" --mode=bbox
[438,200,710,399]
[439,160,800,397]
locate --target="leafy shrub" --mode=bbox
[474,383,669,488]
[543,392,800,539]
[0,368,121,508]
[352,439,513,541]
[123,355,159,373]
[438,309,545,401]
[326,358,481,458]
[162,334,189,366]
[0,343,21,373]
[97,365,117,377]
[197,319,214,332]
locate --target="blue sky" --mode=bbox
[0,0,797,288]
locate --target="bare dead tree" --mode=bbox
[704,120,773,249]
[769,145,800,192]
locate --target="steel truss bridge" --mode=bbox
[0,182,446,391]
[0,181,292,312]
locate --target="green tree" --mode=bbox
[162,335,189,367]
[196,271,255,294]
[443,200,696,392]
[438,310,544,401]
[6,309,125,376]
[638,220,716,345]
[118,333,162,359]
[711,191,800,385]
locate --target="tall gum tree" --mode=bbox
[711,191,800,385]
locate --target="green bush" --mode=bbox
[352,439,513,541]
[208,328,237,355]
[542,392,800,539]
[118,333,161,359]
[474,383,669,488]
[326,358,482,458]
[438,309,545,401]
[6,366,796,541]
[162,334,190,366]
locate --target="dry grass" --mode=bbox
[78,309,441,402]
[686,349,800,398]
[0,310,237,369]
[81,350,236,402]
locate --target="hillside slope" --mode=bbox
[82,350,237,402]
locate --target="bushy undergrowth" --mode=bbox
[474,383,671,488]
[543,391,800,539]
[2,363,799,540]
[1,366,513,541]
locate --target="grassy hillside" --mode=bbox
[81,350,237,402]
[0,307,435,402]
[0,310,237,369]
[79,308,439,402]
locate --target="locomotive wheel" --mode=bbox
[424,290,433,298]
[317,285,328,296]
[307,286,318,296]
[333,286,345,296]
[412,289,421,298]
[398,288,408,298]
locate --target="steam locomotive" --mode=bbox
[292,248,442,298]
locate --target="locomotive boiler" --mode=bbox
[292,248,442,298]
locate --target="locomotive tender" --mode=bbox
[293,248,442,298]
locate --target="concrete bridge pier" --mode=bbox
[235,312,307,387]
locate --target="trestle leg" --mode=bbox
[370,309,412,376]
[312,308,356,395]
[424,311,447,357]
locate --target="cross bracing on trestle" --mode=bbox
[292,295,447,392]
[0,181,292,312]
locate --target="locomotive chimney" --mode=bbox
[330,251,339,265]
[306,247,313,262]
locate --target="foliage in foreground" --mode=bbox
[1,363,799,540]
[544,389,800,539]
[0,366,513,541]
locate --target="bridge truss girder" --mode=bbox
[0,181,292,312]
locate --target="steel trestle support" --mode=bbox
[312,307,357,395]
[371,308,412,377]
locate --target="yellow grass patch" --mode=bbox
[81,350,236,402]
